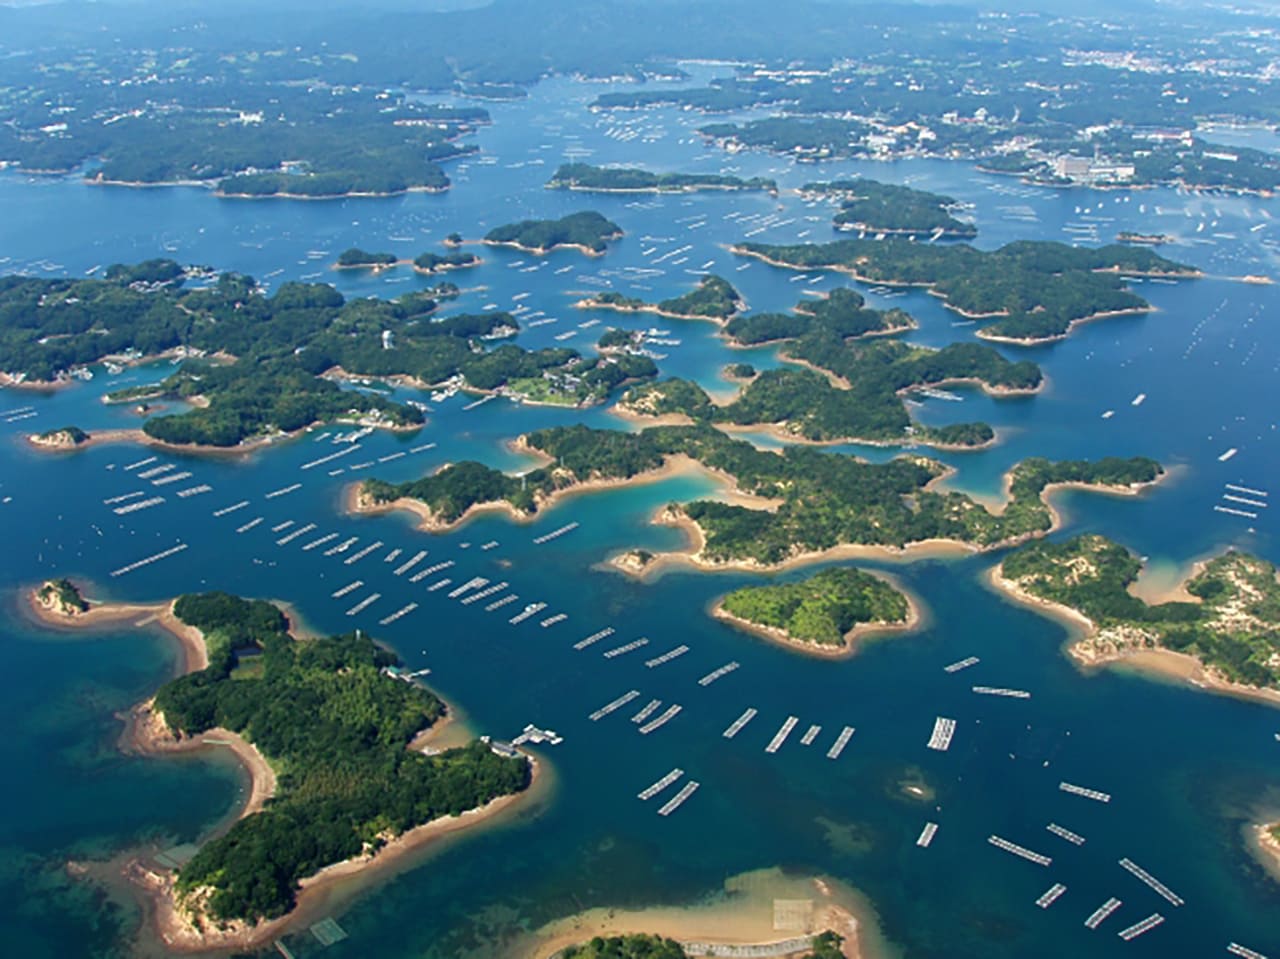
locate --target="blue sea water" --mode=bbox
[1,71,1279,957]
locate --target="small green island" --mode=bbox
[724,287,914,345]
[802,179,977,238]
[484,211,623,255]
[35,577,90,615]
[556,932,844,959]
[578,275,744,321]
[716,567,913,653]
[146,592,531,936]
[732,239,1199,343]
[30,425,91,449]
[333,249,481,274]
[547,163,777,194]
[359,422,1162,567]
[997,534,1280,693]
[335,248,401,269]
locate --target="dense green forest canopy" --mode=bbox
[0,262,653,442]
[582,276,742,321]
[364,422,1161,565]
[724,288,914,345]
[548,163,776,193]
[734,239,1197,342]
[721,567,911,646]
[153,592,530,922]
[484,212,623,254]
[803,179,976,237]
[1002,536,1280,688]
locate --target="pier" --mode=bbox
[644,644,689,668]
[212,500,249,517]
[1036,884,1067,909]
[331,581,363,598]
[638,704,682,735]
[574,627,615,650]
[944,656,980,673]
[927,717,957,751]
[344,592,381,616]
[917,822,939,847]
[657,780,699,816]
[378,602,418,625]
[1060,782,1111,803]
[603,637,649,658]
[987,835,1051,867]
[800,724,821,746]
[827,726,855,760]
[589,690,640,721]
[723,708,757,739]
[973,686,1031,699]
[1119,858,1183,906]
[265,482,302,499]
[638,768,683,800]
[765,716,799,753]
[344,541,383,565]
[631,699,661,724]
[236,517,263,533]
[1117,913,1165,941]
[533,521,579,545]
[1047,823,1086,846]
[110,542,189,577]
[698,661,739,686]
[1084,898,1122,930]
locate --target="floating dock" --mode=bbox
[765,716,799,754]
[698,661,739,686]
[944,656,980,673]
[427,578,453,592]
[462,582,508,605]
[533,521,579,545]
[973,686,1031,699]
[303,533,339,551]
[645,645,689,668]
[603,637,649,658]
[114,496,164,515]
[723,708,757,739]
[276,522,316,545]
[323,537,358,557]
[300,445,359,471]
[827,726,855,760]
[175,485,210,499]
[1084,898,1122,930]
[1227,944,1269,959]
[345,593,380,616]
[638,768,683,800]
[394,551,428,576]
[589,690,640,721]
[988,835,1051,867]
[1118,913,1165,941]
[927,717,957,751]
[265,482,302,499]
[1036,884,1067,909]
[485,595,518,612]
[378,602,417,625]
[111,542,188,577]
[236,517,263,533]
[1119,858,1183,906]
[1060,782,1111,803]
[124,456,157,471]
[344,541,383,565]
[917,822,939,847]
[152,471,192,486]
[638,704,682,735]
[448,577,488,599]
[1047,823,1086,846]
[540,612,568,627]
[331,581,362,598]
[575,627,615,650]
[212,500,249,517]
[271,520,294,533]
[631,699,661,724]
[800,724,821,746]
[509,602,547,625]
[657,780,699,816]
[104,491,146,505]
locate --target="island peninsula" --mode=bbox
[356,422,1163,570]
[28,582,533,952]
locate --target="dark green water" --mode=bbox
[1,71,1278,958]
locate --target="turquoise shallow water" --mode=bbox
[1,71,1279,958]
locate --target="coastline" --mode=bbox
[974,306,1156,346]
[1249,823,1280,884]
[983,565,1280,709]
[573,296,740,324]
[708,573,924,660]
[23,426,291,458]
[483,239,612,258]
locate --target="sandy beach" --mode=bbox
[1249,823,1280,884]
[709,573,925,660]
[521,869,883,959]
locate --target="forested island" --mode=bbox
[484,212,623,255]
[724,288,914,345]
[578,275,743,321]
[997,535,1280,694]
[556,931,845,959]
[716,567,913,653]
[547,163,777,194]
[332,249,481,274]
[100,590,533,945]
[732,239,1198,343]
[1,261,654,446]
[619,336,1040,448]
[803,179,976,238]
[360,422,1162,568]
